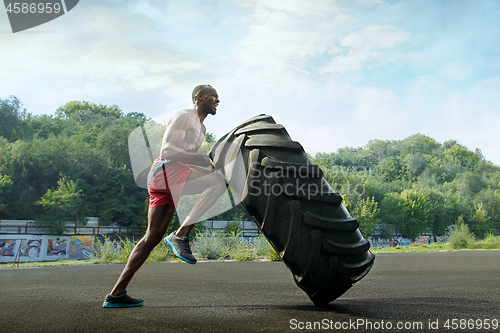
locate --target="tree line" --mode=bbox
[311,134,500,239]
[0,96,248,234]
[1,96,499,239]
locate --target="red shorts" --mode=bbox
[147,159,194,208]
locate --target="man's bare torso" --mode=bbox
[160,109,206,160]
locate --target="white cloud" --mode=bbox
[282,85,409,155]
[0,3,205,115]
[132,1,164,21]
[3,0,500,167]
[356,0,388,6]
[437,61,475,82]
[398,74,500,165]
[320,25,412,73]
[342,25,411,50]
[233,0,353,74]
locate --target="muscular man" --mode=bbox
[103,85,227,308]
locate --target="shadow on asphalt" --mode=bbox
[144,296,500,322]
[332,297,500,321]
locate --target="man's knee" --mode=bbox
[142,232,163,248]
[212,173,227,196]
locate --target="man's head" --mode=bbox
[192,84,219,115]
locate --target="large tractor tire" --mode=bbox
[209,115,375,306]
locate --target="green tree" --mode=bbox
[345,196,379,237]
[92,165,148,227]
[442,139,459,151]
[36,176,86,234]
[0,174,13,216]
[378,156,406,181]
[467,203,493,239]
[397,188,434,239]
[97,117,144,169]
[56,101,122,123]
[427,189,454,240]
[450,171,486,197]
[379,192,404,229]
[443,145,481,169]
[0,96,25,140]
[400,134,440,155]
[365,139,400,160]
[199,132,217,154]
[405,152,427,180]
[20,114,68,140]
[474,189,500,234]
[380,188,434,239]
[205,132,216,144]
[380,224,395,239]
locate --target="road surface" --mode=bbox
[1,251,499,332]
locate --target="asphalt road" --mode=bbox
[1,251,499,333]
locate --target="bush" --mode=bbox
[225,221,241,236]
[93,233,284,263]
[225,239,255,261]
[193,231,228,260]
[194,232,262,261]
[147,241,173,263]
[479,233,500,249]
[448,217,475,249]
[93,236,120,263]
[94,235,174,263]
[255,235,280,261]
[117,237,136,263]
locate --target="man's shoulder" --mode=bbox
[172,109,196,121]
[169,109,196,125]
[174,108,195,117]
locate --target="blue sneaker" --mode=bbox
[165,232,197,264]
[103,291,144,308]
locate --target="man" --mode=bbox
[103,85,227,308]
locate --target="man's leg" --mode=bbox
[175,166,227,237]
[164,166,226,263]
[109,204,175,297]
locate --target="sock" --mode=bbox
[174,233,185,240]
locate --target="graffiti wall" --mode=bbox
[69,235,95,260]
[370,236,447,248]
[0,235,95,263]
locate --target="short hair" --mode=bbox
[192,84,214,104]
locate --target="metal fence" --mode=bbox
[202,220,261,237]
[0,219,261,237]
[0,219,142,236]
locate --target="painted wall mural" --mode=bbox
[69,235,95,260]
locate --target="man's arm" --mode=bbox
[160,111,211,167]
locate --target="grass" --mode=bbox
[371,242,454,253]
[2,259,99,268]
[470,232,500,250]
[371,234,500,253]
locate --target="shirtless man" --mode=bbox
[103,85,227,308]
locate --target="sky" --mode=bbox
[1,0,500,165]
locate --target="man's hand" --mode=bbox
[204,151,215,169]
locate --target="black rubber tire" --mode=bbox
[209,114,375,306]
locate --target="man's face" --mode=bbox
[198,88,220,115]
